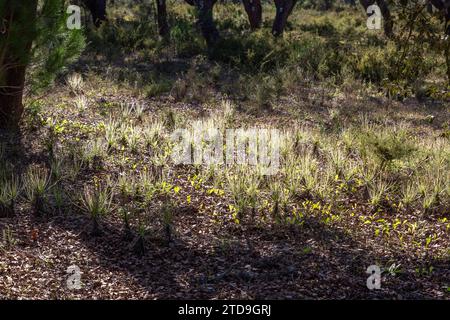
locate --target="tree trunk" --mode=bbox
[0,0,37,128]
[376,0,393,38]
[193,0,219,46]
[359,0,393,38]
[272,0,298,36]
[242,0,262,30]
[446,39,450,84]
[0,63,27,128]
[156,0,169,36]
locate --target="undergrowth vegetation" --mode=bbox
[86,1,449,103]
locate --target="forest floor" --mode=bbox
[1,2,449,299]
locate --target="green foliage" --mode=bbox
[145,79,173,98]
[355,47,390,83]
[30,0,86,92]
[300,0,335,11]
[1,1,86,93]
[0,1,38,67]
[358,127,417,168]
[80,183,113,220]
[170,19,203,56]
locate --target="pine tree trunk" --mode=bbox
[0,62,27,128]
[272,0,298,36]
[0,0,38,128]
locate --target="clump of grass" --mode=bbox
[52,185,66,215]
[326,145,346,178]
[162,109,177,130]
[132,219,146,257]
[355,47,390,83]
[125,126,142,153]
[118,124,142,152]
[104,117,119,150]
[144,79,172,98]
[359,126,417,169]
[66,73,84,94]
[49,156,65,181]
[143,119,165,148]
[118,207,133,240]
[246,173,260,218]
[269,181,282,220]
[221,99,235,126]
[0,226,17,251]
[138,169,157,200]
[66,150,84,182]
[82,138,108,169]
[313,164,334,200]
[285,149,319,199]
[161,200,175,245]
[79,181,114,236]
[400,180,419,209]
[119,103,134,119]
[251,75,276,111]
[74,95,89,112]
[43,117,64,158]
[23,167,51,216]
[417,158,448,214]
[422,192,437,214]
[117,173,138,201]
[227,171,249,221]
[170,60,213,103]
[0,175,20,217]
[134,103,145,121]
[269,181,290,222]
[119,102,145,120]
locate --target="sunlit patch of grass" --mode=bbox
[161,199,175,244]
[367,178,391,209]
[74,95,89,112]
[400,180,419,209]
[269,180,290,222]
[357,124,417,170]
[326,145,346,178]
[226,166,261,221]
[292,148,320,198]
[104,117,119,150]
[143,119,165,148]
[0,226,17,252]
[82,138,108,169]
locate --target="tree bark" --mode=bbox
[193,0,220,46]
[0,63,27,128]
[0,0,38,129]
[156,0,169,36]
[242,0,262,30]
[446,38,450,84]
[272,0,298,36]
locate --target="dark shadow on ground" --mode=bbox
[21,199,450,299]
